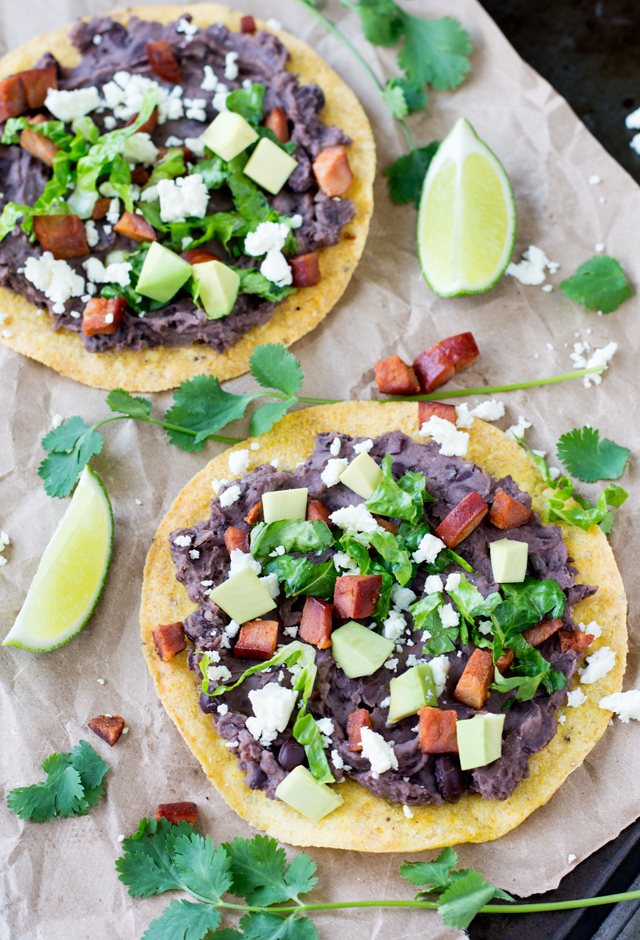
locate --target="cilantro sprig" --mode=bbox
[560,255,633,313]
[7,740,108,822]
[557,426,630,483]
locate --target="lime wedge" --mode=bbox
[3,467,113,652]
[418,117,516,297]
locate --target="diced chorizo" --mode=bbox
[224,526,250,554]
[264,106,289,143]
[558,629,595,654]
[146,40,182,84]
[374,356,421,396]
[234,620,279,660]
[33,214,89,260]
[418,401,457,426]
[313,145,353,197]
[92,197,111,220]
[413,344,456,394]
[88,714,125,747]
[82,296,127,337]
[19,126,58,166]
[124,107,158,136]
[289,252,321,288]
[346,708,373,752]
[435,492,489,549]
[418,707,459,754]
[244,501,262,525]
[495,649,514,674]
[181,248,221,265]
[240,14,256,33]
[333,575,382,619]
[489,488,533,530]
[130,164,150,186]
[152,621,187,662]
[306,499,331,525]
[373,516,398,536]
[439,332,480,372]
[453,648,494,710]
[0,74,26,122]
[522,618,563,647]
[19,67,58,108]
[299,596,333,649]
[114,210,156,243]
[154,802,198,826]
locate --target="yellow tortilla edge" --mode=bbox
[140,401,627,851]
[0,4,375,391]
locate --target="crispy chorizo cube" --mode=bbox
[125,107,158,136]
[0,75,26,122]
[495,648,514,674]
[299,596,333,649]
[374,356,421,396]
[240,14,256,33]
[92,197,111,220]
[19,126,58,166]
[453,648,494,710]
[489,488,533,530]
[265,106,289,143]
[435,492,489,549]
[306,499,331,525]
[346,708,373,751]
[181,248,221,265]
[313,145,353,197]
[146,40,182,84]
[333,575,382,619]
[224,526,250,554]
[418,707,459,754]
[413,344,456,393]
[522,618,563,647]
[154,802,198,826]
[439,332,480,372]
[33,214,89,260]
[290,252,321,288]
[19,67,57,108]
[130,164,151,186]
[114,210,156,243]
[234,620,279,660]
[153,621,187,661]
[88,714,125,747]
[558,629,595,654]
[82,296,127,337]
[244,501,262,525]
[418,401,457,426]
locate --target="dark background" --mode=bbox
[468,8,640,939]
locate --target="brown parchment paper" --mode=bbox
[1,2,639,938]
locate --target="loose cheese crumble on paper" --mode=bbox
[599,690,640,722]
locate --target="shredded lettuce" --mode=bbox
[365,454,431,524]
[263,555,337,599]
[250,519,333,557]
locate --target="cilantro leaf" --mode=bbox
[556,426,630,482]
[172,831,233,902]
[68,739,109,790]
[384,143,439,206]
[438,870,513,930]
[282,850,318,901]
[250,400,295,437]
[116,817,194,897]
[7,742,108,822]
[357,0,403,47]
[240,912,318,940]
[225,835,316,907]
[141,899,221,940]
[164,375,259,451]
[381,82,409,120]
[107,389,153,421]
[227,83,266,126]
[400,847,458,889]
[560,255,633,313]
[249,344,304,397]
[397,15,472,89]
[386,78,428,115]
[38,417,103,498]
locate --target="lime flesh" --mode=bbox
[418,117,516,297]
[3,467,113,652]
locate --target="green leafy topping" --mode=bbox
[397,14,472,89]
[145,148,187,188]
[164,375,260,451]
[7,740,108,822]
[339,527,413,587]
[224,834,317,905]
[106,389,153,420]
[544,479,628,531]
[556,426,630,482]
[384,142,439,206]
[38,418,104,498]
[141,899,221,940]
[560,255,633,313]
[250,520,333,557]
[249,343,304,397]
[250,400,294,437]
[365,454,430,524]
[263,556,337,599]
[357,0,403,46]
[382,77,428,118]
[227,83,266,126]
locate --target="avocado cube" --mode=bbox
[331,621,394,679]
[262,488,308,524]
[200,110,258,162]
[136,242,193,303]
[275,765,343,822]
[194,259,241,319]
[243,137,298,195]
[388,663,437,723]
[339,452,384,500]
[456,713,505,770]
[490,538,528,583]
[209,567,276,624]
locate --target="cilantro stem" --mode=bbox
[92,415,240,444]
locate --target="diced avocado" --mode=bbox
[388,663,438,723]
[490,538,528,583]
[194,259,241,319]
[331,621,394,679]
[275,765,343,822]
[200,110,258,162]
[243,137,298,195]
[209,567,276,624]
[136,242,192,303]
[339,452,384,500]
[456,712,505,770]
[262,488,308,524]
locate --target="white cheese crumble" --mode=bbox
[506,245,559,285]
[566,688,587,708]
[224,51,239,81]
[207,664,232,684]
[83,256,131,289]
[177,17,198,38]
[329,437,342,457]
[321,457,348,487]
[599,690,640,722]
[269,545,286,557]
[250,442,261,451]
[217,703,229,716]
[331,749,344,770]
[266,18,283,30]
[174,534,192,548]
[589,174,602,185]
[332,551,359,574]
[384,658,398,672]
[229,549,261,577]
[445,573,461,593]
[201,64,218,92]
[102,71,184,124]
[106,197,120,226]
[283,625,299,639]
[412,533,445,565]
[578,620,602,640]
[103,115,117,130]
[157,174,209,223]
[383,610,407,642]
[316,717,334,736]
[579,646,616,684]
[188,549,200,560]
[270,458,280,469]
[245,220,289,254]
[506,415,532,441]
[45,87,101,122]
[93,34,103,45]
[360,727,398,777]
[2,329,14,338]
[625,106,640,129]
[24,253,85,306]
[228,448,250,476]
[84,220,99,248]
[390,584,417,610]
[261,249,293,288]
[380,696,391,708]
[595,242,605,253]
[289,213,303,229]
[123,132,159,167]
[260,573,280,600]
[184,97,207,122]
[247,684,298,746]
[403,805,414,819]
[429,655,450,698]
[568,853,577,864]
[439,604,460,628]
[211,477,229,494]
[213,82,230,113]
[424,574,444,595]
[353,438,374,455]
[219,484,242,508]
[466,399,505,422]
[330,504,382,534]
[558,714,566,724]
[455,403,474,429]
[419,415,469,458]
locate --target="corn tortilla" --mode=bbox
[140,402,627,851]
[0,5,375,392]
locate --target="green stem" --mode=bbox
[93,414,240,445]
